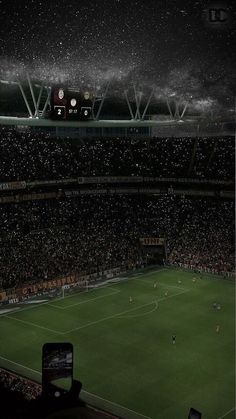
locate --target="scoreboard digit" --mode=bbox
[54,106,66,119]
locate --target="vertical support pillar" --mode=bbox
[142,89,154,120]
[133,85,141,120]
[91,88,98,120]
[166,98,174,120]
[95,81,110,120]
[134,92,142,120]
[41,88,51,117]
[179,102,188,120]
[124,90,134,120]
[27,74,38,117]
[35,82,44,117]
[174,100,181,119]
[18,83,33,118]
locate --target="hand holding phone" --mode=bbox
[42,342,73,399]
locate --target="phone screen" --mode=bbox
[188,408,202,418]
[42,342,73,397]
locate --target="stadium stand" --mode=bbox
[0,368,41,400]
[0,127,234,181]
[0,195,234,291]
[0,368,119,418]
[0,127,234,417]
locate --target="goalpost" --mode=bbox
[62,284,68,299]
[60,275,128,300]
[61,280,89,299]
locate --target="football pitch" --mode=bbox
[0,268,235,419]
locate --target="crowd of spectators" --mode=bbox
[168,198,235,273]
[0,195,234,291]
[0,127,234,415]
[0,368,119,418]
[0,368,41,400]
[0,127,234,290]
[0,127,234,181]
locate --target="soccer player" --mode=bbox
[154,282,157,289]
[216,324,220,333]
[129,296,133,303]
[172,334,176,344]
[165,291,168,297]
[217,303,221,310]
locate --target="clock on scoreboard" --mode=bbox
[51,86,93,120]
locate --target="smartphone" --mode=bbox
[42,342,73,398]
[188,408,202,419]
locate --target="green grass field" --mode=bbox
[0,268,235,419]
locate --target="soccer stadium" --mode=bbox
[0,77,235,419]
[0,1,235,418]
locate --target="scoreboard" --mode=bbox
[51,86,93,121]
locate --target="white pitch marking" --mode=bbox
[63,300,158,334]
[131,268,167,280]
[134,277,188,291]
[47,303,63,309]
[51,288,121,310]
[4,315,62,334]
[1,269,187,336]
[158,282,188,291]
[0,282,121,316]
[0,267,166,317]
[218,407,236,419]
[63,288,190,334]
[117,301,158,318]
[119,289,190,319]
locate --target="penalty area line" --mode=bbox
[63,300,157,334]
[51,288,121,310]
[4,315,63,334]
[3,282,122,316]
[118,289,190,319]
[64,288,190,334]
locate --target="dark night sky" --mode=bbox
[0,0,235,110]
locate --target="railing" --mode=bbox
[0,364,150,418]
